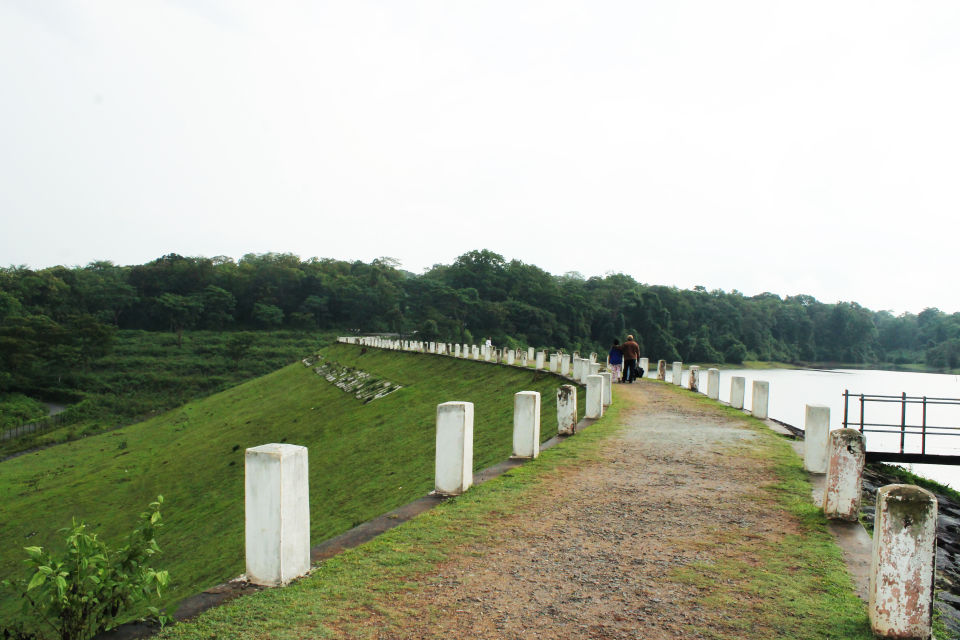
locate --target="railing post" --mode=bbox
[869,485,937,638]
[557,385,577,435]
[922,396,927,455]
[512,391,541,459]
[751,381,770,420]
[859,394,865,433]
[687,365,700,392]
[586,374,604,419]
[706,368,720,400]
[435,402,474,495]
[823,429,865,521]
[900,391,907,455]
[842,390,849,429]
[672,361,683,386]
[804,405,831,474]
[730,376,746,409]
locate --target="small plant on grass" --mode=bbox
[1,496,170,640]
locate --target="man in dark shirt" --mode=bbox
[621,335,641,383]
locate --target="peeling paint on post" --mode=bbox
[751,380,769,420]
[672,361,682,385]
[557,385,577,435]
[435,402,474,495]
[512,391,541,459]
[561,354,571,376]
[823,429,865,521]
[657,360,667,381]
[707,368,720,400]
[803,404,831,474]
[586,374,604,419]
[869,484,937,638]
[687,366,700,392]
[730,376,745,409]
[600,372,612,406]
[245,444,310,587]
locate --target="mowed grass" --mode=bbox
[0,344,583,627]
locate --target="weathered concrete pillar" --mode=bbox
[579,360,591,385]
[507,349,515,365]
[803,404,831,474]
[549,353,559,372]
[561,354,571,376]
[586,374,604,419]
[512,391,541,459]
[245,444,310,587]
[527,347,535,362]
[672,361,682,385]
[869,485,937,638]
[823,429,865,521]
[589,362,602,377]
[435,402,474,495]
[657,360,666,381]
[751,380,769,420]
[535,351,545,370]
[639,358,649,376]
[589,352,597,363]
[429,341,436,353]
[687,366,700,392]
[557,385,577,435]
[520,352,528,368]
[730,376,745,409]
[484,348,491,362]
[455,343,461,357]
[705,368,719,399]
[600,372,612,406]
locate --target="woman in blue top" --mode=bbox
[608,340,624,383]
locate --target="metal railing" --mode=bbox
[0,413,67,442]
[842,390,960,456]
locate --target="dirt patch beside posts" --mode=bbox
[327,383,872,639]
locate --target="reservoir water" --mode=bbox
[653,367,960,491]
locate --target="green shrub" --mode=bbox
[1,497,170,640]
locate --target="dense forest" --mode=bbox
[2,249,960,398]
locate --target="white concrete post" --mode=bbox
[484,348,491,362]
[572,357,583,381]
[557,385,578,435]
[707,368,720,400]
[579,360,591,385]
[520,352,528,367]
[639,358,649,376]
[535,351,545,370]
[657,360,667,381]
[687,366,700,392]
[823,429,865,521]
[512,391,541,459]
[561,354,571,376]
[527,347,535,362]
[245,444,310,587]
[435,402,474,495]
[589,362,602,377]
[803,404,831,473]
[672,361,682,385]
[869,485,937,638]
[589,352,597,363]
[730,376,745,409]
[507,349,515,365]
[549,353,559,372]
[751,380,769,420]
[600,372,612,406]
[429,341,436,353]
[586,374,604,419]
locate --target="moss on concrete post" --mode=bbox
[751,380,769,420]
[512,391,541,459]
[687,366,700,392]
[804,404,831,474]
[557,385,577,435]
[823,429,865,521]
[869,484,937,638]
[435,402,474,496]
[657,359,667,381]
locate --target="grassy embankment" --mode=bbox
[157,382,877,639]
[0,343,583,630]
[1,330,328,458]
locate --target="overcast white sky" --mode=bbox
[1,1,958,314]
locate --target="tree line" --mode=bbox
[2,249,959,394]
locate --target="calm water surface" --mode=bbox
[653,367,960,490]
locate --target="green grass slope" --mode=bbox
[0,344,583,626]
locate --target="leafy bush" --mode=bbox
[0,393,48,430]
[1,497,170,640]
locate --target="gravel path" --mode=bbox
[339,382,806,638]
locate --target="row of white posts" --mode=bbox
[802,406,937,638]
[665,356,936,637]
[244,339,613,589]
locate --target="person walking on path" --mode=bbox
[607,340,624,383]
[621,334,640,383]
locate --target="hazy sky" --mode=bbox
[2,1,958,314]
